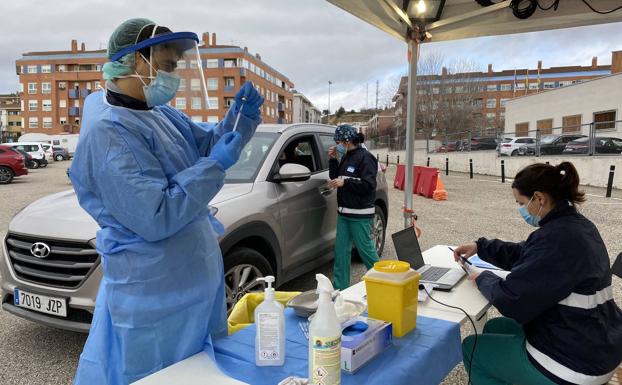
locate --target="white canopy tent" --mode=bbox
[326,0,622,226]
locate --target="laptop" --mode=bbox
[391,227,465,291]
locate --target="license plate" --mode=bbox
[14,289,67,317]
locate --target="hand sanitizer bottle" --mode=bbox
[255,275,285,366]
[308,274,341,385]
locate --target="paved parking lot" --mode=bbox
[0,161,620,384]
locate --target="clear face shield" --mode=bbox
[111,28,210,108]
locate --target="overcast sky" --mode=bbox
[1,0,621,111]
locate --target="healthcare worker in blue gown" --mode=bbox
[69,19,264,385]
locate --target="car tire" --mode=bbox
[0,166,14,184]
[353,205,387,261]
[31,160,40,169]
[511,150,518,156]
[55,154,64,161]
[223,246,274,314]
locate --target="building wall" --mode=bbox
[504,73,622,137]
[16,36,294,135]
[0,95,22,142]
[293,93,321,124]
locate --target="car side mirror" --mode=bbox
[272,163,311,183]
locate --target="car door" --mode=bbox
[274,134,333,271]
[317,134,339,241]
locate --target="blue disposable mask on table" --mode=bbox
[518,196,541,227]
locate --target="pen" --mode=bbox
[448,247,472,265]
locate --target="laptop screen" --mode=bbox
[391,227,425,270]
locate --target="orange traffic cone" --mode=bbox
[433,177,448,201]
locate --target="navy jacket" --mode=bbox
[328,146,377,218]
[476,201,622,384]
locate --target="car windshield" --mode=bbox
[502,138,512,143]
[541,136,558,144]
[225,132,278,183]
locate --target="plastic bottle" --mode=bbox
[308,274,341,385]
[255,275,285,366]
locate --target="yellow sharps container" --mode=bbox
[363,260,420,337]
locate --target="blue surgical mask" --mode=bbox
[142,70,180,107]
[518,196,542,227]
[336,144,347,158]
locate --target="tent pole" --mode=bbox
[403,38,418,228]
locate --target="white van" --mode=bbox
[2,142,52,167]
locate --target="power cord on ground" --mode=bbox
[421,285,478,385]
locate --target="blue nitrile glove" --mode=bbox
[208,131,243,170]
[233,81,264,121]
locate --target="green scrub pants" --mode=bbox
[333,214,379,290]
[462,317,556,385]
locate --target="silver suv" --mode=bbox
[1,124,389,332]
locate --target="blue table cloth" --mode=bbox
[213,308,462,385]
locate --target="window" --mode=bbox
[486,112,496,120]
[175,97,186,110]
[60,117,67,125]
[207,116,219,123]
[86,82,92,90]
[544,82,555,89]
[224,77,235,87]
[515,122,529,136]
[74,99,80,107]
[277,136,318,172]
[486,99,497,108]
[59,99,67,108]
[486,84,497,92]
[42,82,52,94]
[95,81,101,89]
[178,79,186,91]
[28,100,38,111]
[208,97,219,109]
[19,83,24,93]
[206,59,218,68]
[223,59,236,68]
[42,100,52,112]
[537,119,553,135]
[516,83,525,90]
[43,117,53,129]
[27,65,37,74]
[500,84,512,91]
[559,80,573,87]
[529,82,539,90]
[207,78,218,91]
[191,97,202,110]
[58,65,66,72]
[594,110,616,130]
[191,78,201,91]
[562,114,582,133]
[191,116,202,122]
[500,98,510,107]
[177,60,187,69]
[432,87,440,94]
[29,117,39,128]
[41,65,52,73]
[28,83,37,94]
[454,86,465,93]
[58,82,66,90]
[189,60,198,69]
[225,97,234,108]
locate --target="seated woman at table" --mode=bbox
[453,161,622,385]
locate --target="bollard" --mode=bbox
[545,161,549,165]
[501,160,506,183]
[445,158,449,176]
[606,165,615,198]
[469,159,473,179]
[377,153,379,161]
[386,154,389,167]
[427,157,430,167]
[397,155,400,164]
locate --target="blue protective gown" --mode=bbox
[69,91,259,385]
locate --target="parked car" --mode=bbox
[52,146,70,161]
[436,141,462,152]
[563,136,622,155]
[0,123,389,332]
[0,145,28,184]
[2,142,50,168]
[41,144,55,162]
[498,137,537,156]
[469,137,498,151]
[13,148,37,169]
[539,134,587,155]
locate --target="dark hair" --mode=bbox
[352,132,365,145]
[511,162,585,204]
[136,25,172,58]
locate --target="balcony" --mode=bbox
[68,89,79,99]
[68,107,80,117]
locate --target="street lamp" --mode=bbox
[404,0,445,23]
[328,80,332,116]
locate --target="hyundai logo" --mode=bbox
[30,242,51,259]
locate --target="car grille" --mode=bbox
[5,233,100,289]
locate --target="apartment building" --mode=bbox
[0,94,22,142]
[15,33,294,135]
[393,51,622,134]
[292,91,321,124]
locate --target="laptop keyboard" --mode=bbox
[421,266,450,282]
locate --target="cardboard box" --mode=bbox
[341,317,393,374]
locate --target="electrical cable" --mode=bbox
[510,0,538,19]
[536,0,559,11]
[422,285,478,385]
[581,0,622,14]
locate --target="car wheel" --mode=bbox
[0,167,14,184]
[55,154,64,161]
[223,247,274,314]
[353,205,387,260]
[31,160,40,169]
[511,150,518,156]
